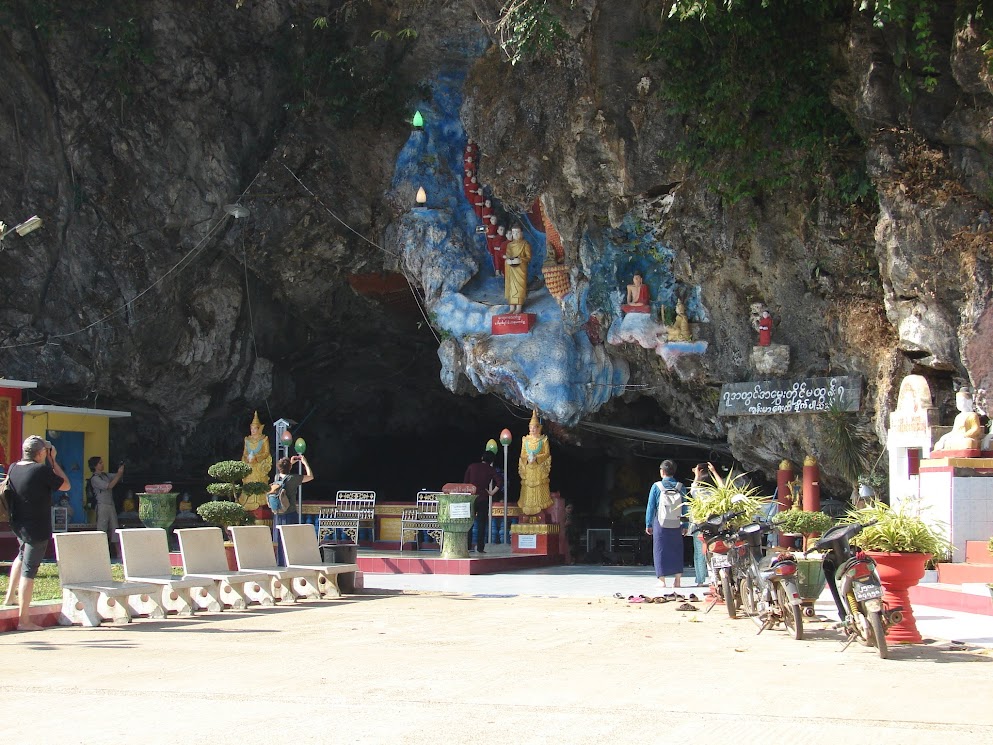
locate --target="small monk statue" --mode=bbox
[757,309,773,346]
[667,299,693,342]
[932,388,983,453]
[622,271,650,314]
[518,410,552,516]
[504,226,531,314]
[241,411,273,510]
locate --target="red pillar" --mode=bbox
[802,455,820,513]
[777,460,794,513]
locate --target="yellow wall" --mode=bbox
[19,411,111,467]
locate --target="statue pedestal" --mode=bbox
[929,448,981,459]
[492,313,536,335]
[750,344,790,376]
[511,522,560,554]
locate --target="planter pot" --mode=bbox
[867,551,931,644]
[436,493,477,559]
[778,532,802,549]
[795,558,827,601]
[137,492,178,531]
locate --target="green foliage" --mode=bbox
[206,460,267,501]
[496,0,570,65]
[639,0,866,205]
[196,500,252,530]
[773,509,835,536]
[820,405,874,489]
[843,500,953,556]
[208,460,252,485]
[686,469,772,528]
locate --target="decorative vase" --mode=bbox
[223,541,238,571]
[436,492,477,559]
[867,551,931,644]
[137,492,178,531]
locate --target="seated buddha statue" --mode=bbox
[622,272,650,314]
[932,389,983,453]
[666,300,693,342]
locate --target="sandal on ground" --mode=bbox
[686,593,699,602]
[613,592,625,600]
[628,595,644,603]
[676,602,698,612]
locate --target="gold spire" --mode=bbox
[529,409,541,430]
[251,411,262,429]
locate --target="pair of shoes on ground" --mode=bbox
[675,602,698,611]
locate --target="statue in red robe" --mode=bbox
[621,272,650,314]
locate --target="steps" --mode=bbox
[937,540,993,584]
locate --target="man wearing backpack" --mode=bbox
[269,454,313,565]
[645,460,687,590]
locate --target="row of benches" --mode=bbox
[53,524,358,627]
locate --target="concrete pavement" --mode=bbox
[1,564,992,744]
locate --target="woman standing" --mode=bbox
[3,436,69,630]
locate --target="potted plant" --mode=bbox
[685,469,771,530]
[195,500,254,570]
[843,500,953,644]
[206,460,269,506]
[772,509,835,608]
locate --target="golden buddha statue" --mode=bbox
[518,410,552,516]
[932,389,983,453]
[240,411,272,510]
[504,226,532,314]
[667,299,692,342]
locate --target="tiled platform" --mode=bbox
[357,544,560,575]
[910,582,993,616]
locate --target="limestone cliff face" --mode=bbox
[1,1,991,495]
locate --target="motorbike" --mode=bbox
[697,510,744,619]
[735,520,804,639]
[807,521,904,659]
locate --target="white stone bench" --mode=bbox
[277,523,359,598]
[118,527,222,614]
[175,527,277,609]
[228,525,320,603]
[53,531,163,627]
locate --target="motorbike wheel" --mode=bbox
[722,570,737,619]
[777,584,804,640]
[867,609,889,660]
[738,576,757,616]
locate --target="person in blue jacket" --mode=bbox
[645,460,687,589]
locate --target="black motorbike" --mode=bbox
[808,521,904,659]
[736,521,804,639]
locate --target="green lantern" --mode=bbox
[411,110,424,128]
[294,437,307,454]
[486,439,498,454]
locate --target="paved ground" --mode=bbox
[2,565,992,744]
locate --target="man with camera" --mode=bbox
[88,456,125,561]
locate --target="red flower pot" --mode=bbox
[867,551,931,644]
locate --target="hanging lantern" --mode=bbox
[281,430,293,443]
[411,110,424,128]
[499,428,513,446]
[485,439,498,454]
[415,186,427,205]
[294,437,307,455]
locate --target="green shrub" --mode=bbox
[773,509,835,536]
[196,501,252,530]
[843,501,952,557]
[686,469,771,529]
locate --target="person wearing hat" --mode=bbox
[3,435,69,630]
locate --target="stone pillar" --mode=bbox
[802,455,820,513]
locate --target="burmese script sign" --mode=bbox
[718,376,861,416]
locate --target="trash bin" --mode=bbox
[322,544,359,593]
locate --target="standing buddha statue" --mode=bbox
[241,411,272,510]
[518,410,552,516]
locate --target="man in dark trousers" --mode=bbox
[463,452,503,553]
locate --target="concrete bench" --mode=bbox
[317,490,376,545]
[53,531,163,627]
[175,527,277,609]
[228,525,320,603]
[118,528,221,614]
[399,491,443,552]
[277,523,359,598]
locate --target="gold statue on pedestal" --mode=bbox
[518,410,552,516]
[240,411,272,510]
[932,389,983,453]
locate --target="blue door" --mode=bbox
[47,430,84,523]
